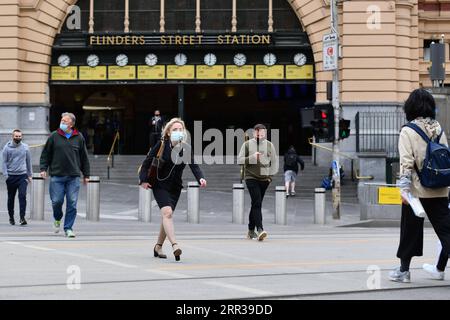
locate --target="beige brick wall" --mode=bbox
[341,0,419,103]
[0,0,72,105]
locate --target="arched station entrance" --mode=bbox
[49,0,316,155]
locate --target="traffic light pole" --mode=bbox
[331,0,341,219]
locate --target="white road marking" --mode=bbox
[22,244,56,251]
[182,244,267,264]
[76,213,137,220]
[4,241,55,251]
[94,259,138,269]
[107,209,138,216]
[204,280,272,296]
[144,269,190,279]
[57,252,94,259]
[4,241,21,245]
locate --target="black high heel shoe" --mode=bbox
[172,243,182,261]
[153,243,167,259]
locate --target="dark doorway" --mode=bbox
[50,83,314,155]
[184,84,315,155]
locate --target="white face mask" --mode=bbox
[170,131,184,142]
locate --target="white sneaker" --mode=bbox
[53,220,61,234]
[423,263,445,280]
[65,229,76,238]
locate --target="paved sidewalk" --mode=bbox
[0,177,361,227]
[0,177,448,300]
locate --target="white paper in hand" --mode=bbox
[403,191,426,218]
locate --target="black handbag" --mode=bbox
[147,140,165,186]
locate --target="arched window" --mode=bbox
[62,0,302,33]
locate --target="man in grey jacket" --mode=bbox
[2,129,32,225]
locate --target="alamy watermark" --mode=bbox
[366,5,381,30]
[66,5,81,30]
[168,121,280,175]
[366,265,381,290]
[66,265,81,290]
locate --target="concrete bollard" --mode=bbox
[275,186,287,225]
[138,187,152,223]
[86,176,100,221]
[314,188,326,224]
[187,181,200,223]
[31,173,45,220]
[232,183,245,224]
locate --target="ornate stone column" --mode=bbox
[160,0,165,32]
[231,0,237,32]
[124,0,130,32]
[89,0,94,33]
[268,0,273,32]
[195,0,201,33]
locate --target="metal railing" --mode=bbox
[355,111,406,159]
[106,131,120,180]
[308,137,373,181]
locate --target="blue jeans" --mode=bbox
[49,176,80,231]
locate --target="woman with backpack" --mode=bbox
[283,145,304,197]
[139,118,207,261]
[389,88,450,283]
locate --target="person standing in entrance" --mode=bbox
[238,124,278,241]
[149,110,164,150]
[283,145,305,197]
[2,129,32,226]
[40,113,90,238]
[139,118,206,261]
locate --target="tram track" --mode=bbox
[0,266,442,292]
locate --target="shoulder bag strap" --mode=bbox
[403,123,431,143]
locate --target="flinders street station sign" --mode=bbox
[88,34,272,46]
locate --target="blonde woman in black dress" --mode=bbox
[139,118,206,261]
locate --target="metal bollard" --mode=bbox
[86,176,100,221]
[275,186,287,225]
[232,183,245,224]
[138,187,152,223]
[187,181,200,223]
[314,188,326,224]
[31,173,45,220]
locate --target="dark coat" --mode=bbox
[283,149,304,174]
[40,128,90,177]
[139,139,204,191]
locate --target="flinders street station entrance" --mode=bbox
[49,0,316,155]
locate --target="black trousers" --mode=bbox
[397,197,450,268]
[6,174,28,219]
[245,179,270,231]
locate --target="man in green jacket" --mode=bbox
[238,124,279,241]
[40,113,90,238]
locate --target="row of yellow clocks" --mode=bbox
[57,52,307,68]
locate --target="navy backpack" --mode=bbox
[403,123,450,188]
